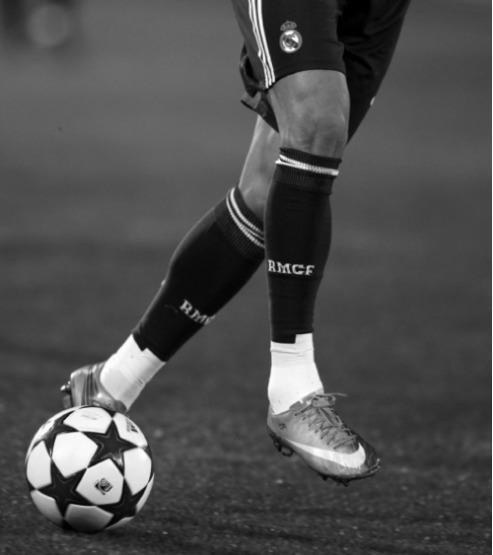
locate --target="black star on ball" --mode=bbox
[37,462,89,516]
[104,478,151,527]
[84,420,138,473]
[35,416,77,457]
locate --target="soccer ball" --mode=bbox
[25,406,154,533]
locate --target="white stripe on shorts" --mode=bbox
[255,0,275,87]
[248,0,275,88]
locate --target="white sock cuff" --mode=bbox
[104,335,164,388]
[119,335,162,362]
[271,333,314,354]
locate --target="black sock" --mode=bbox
[265,148,341,343]
[133,187,264,360]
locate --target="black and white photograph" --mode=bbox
[0,0,490,553]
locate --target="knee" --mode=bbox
[281,99,348,157]
[271,72,350,157]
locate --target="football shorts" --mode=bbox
[231,0,411,138]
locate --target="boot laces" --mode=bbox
[295,393,356,450]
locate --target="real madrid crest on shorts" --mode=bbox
[279,21,302,54]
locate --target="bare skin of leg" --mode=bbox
[238,69,350,220]
[238,116,279,221]
[269,69,349,157]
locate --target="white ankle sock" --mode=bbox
[100,335,164,409]
[268,333,323,414]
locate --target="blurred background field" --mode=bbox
[0,1,490,553]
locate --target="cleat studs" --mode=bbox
[318,473,350,487]
[280,445,294,457]
[268,430,294,457]
[60,383,70,393]
[60,381,73,409]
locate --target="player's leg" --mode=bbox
[238,116,279,220]
[61,116,280,411]
[231,0,411,484]
[264,0,412,408]
[231,0,351,417]
[263,71,382,485]
[237,0,378,483]
[264,68,348,409]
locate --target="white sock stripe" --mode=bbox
[226,194,265,249]
[276,154,340,176]
[226,193,264,247]
[248,0,275,87]
[228,190,264,241]
[278,154,340,175]
[276,158,339,176]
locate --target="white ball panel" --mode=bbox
[26,442,52,489]
[113,413,148,447]
[123,448,152,495]
[52,432,97,477]
[64,406,112,433]
[30,490,64,525]
[76,459,124,505]
[135,475,154,514]
[65,504,113,533]
[27,407,77,455]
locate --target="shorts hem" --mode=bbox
[263,60,346,91]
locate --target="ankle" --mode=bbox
[268,333,323,414]
[100,335,164,408]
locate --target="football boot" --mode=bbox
[267,392,380,486]
[60,362,127,413]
